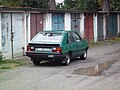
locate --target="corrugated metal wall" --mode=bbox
[1,13,25,58]
[71,13,80,34]
[97,14,104,41]
[30,13,43,39]
[107,14,118,37]
[52,13,64,30]
[84,13,94,42]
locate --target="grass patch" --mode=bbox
[89,37,120,48]
[0,60,25,69]
[1,66,13,69]
[105,37,120,43]
[89,41,104,48]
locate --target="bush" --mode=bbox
[0,52,3,62]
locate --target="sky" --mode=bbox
[55,0,64,3]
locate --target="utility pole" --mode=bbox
[49,0,56,10]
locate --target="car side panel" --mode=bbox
[61,33,79,58]
[77,41,86,56]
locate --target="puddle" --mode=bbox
[73,60,118,76]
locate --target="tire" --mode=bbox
[33,60,41,65]
[62,54,71,66]
[80,49,87,60]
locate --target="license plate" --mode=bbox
[35,48,52,52]
[48,55,54,58]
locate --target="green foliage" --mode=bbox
[0,0,23,7]
[105,37,120,43]
[59,0,120,11]
[21,0,49,8]
[62,0,100,11]
[0,52,3,62]
[56,3,64,9]
[0,0,120,11]
[0,0,49,8]
[110,0,120,11]
[0,60,25,69]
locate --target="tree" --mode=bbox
[59,0,120,11]
[0,0,23,7]
[110,0,120,11]
[56,3,64,9]
[0,0,49,8]
[98,0,120,11]
[98,0,109,11]
[21,0,49,8]
[49,0,56,10]
[61,0,100,11]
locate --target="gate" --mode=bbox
[97,14,104,41]
[12,13,25,57]
[30,13,43,39]
[1,13,12,58]
[84,13,94,42]
[52,13,64,30]
[1,13,25,58]
[107,14,118,37]
[71,13,80,34]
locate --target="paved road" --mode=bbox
[0,42,120,90]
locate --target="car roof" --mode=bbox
[39,30,77,34]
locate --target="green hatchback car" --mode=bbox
[26,30,89,66]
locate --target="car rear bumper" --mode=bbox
[26,52,65,61]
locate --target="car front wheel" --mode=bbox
[80,49,87,60]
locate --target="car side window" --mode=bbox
[68,33,75,43]
[73,32,82,42]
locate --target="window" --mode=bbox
[73,32,82,42]
[68,32,82,43]
[68,33,75,43]
[32,32,62,43]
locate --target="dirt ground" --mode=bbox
[0,42,120,90]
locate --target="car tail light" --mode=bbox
[27,45,31,51]
[52,47,62,53]
[27,45,35,51]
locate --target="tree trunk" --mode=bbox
[49,0,56,10]
[102,0,109,11]
[102,0,110,39]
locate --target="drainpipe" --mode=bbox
[11,13,14,58]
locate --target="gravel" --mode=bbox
[0,42,120,90]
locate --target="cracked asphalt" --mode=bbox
[0,42,120,90]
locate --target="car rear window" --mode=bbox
[32,32,62,43]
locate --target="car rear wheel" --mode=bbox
[62,54,71,66]
[33,60,41,65]
[80,49,87,60]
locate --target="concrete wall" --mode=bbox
[94,14,98,42]
[80,13,85,38]
[65,13,71,31]
[44,13,52,31]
